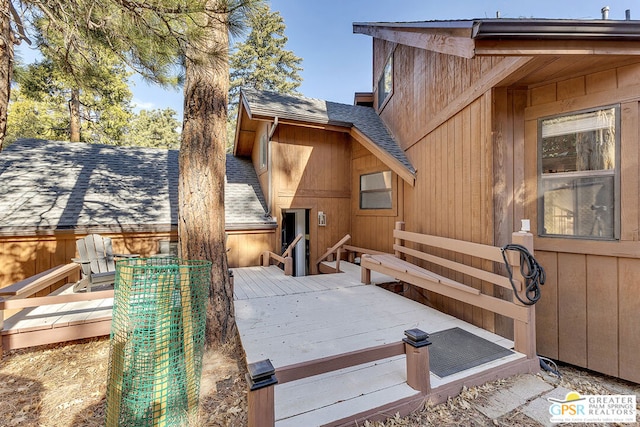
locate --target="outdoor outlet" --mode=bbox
[318,211,327,226]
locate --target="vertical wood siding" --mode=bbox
[350,142,402,253]
[523,63,640,383]
[372,39,503,334]
[268,125,352,274]
[0,231,177,290]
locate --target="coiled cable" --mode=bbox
[500,243,546,306]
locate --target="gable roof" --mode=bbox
[0,139,274,235]
[237,88,416,185]
[354,18,640,58]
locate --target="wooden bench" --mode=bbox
[360,222,537,359]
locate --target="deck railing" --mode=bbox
[316,234,392,274]
[0,263,113,355]
[260,233,304,276]
[246,329,431,427]
[361,222,540,359]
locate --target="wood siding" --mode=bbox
[521,63,640,383]
[372,39,504,335]
[350,142,403,253]
[263,124,352,274]
[227,230,276,268]
[0,231,177,291]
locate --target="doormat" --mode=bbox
[428,327,514,377]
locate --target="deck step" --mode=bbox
[275,356,420,427]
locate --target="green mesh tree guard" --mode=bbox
[105,258,211,426]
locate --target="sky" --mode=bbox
[17,0,639,118]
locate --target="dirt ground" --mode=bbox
[0,336,637,427]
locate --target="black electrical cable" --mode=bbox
[500,243,546,306]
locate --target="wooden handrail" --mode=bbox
[260,234,303,276]
[282,233,303,258]
[315,234,351,266]
[361,222,539,361]
[0,263,80,299]
[342,245,389,256]
[0,289,114,310]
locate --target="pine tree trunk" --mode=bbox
[0,0,13,150]
[69,88,81,142]
[179,2,235,345]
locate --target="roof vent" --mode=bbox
[496,11,500,18]
[626,9,631,20]
[601,6,610,19]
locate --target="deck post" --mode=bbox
[283,257,293,276]
[261,251,270,267]
[335,248,342,273]
[0,298,4,358]
[511,231,537,359]
[394,222,405,259]
[403,329,431,394]
[247,359,278,427]
[360,255,372,284]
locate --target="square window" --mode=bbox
[360,171,392,209]
[538,106,619,239]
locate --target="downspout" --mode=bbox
[266,117,279,217]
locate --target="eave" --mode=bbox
[354,18,640,58]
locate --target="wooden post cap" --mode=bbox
[247,359,278,391]
[403,328,431,348]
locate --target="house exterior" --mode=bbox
[0,139,276,288]
[234,18,640,383]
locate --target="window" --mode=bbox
[360,171,392,209]
[377,54,393,110]
[259,134,267,169]
[538,106,619,239]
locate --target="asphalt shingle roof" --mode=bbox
[0,139,274,234]
[241,88,416,174]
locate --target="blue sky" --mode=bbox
[18,0,637,117]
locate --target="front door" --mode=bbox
[281,209,309,276]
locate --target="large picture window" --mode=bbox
[538,106,619,239]
[377,54,393,110]
[360,171,392,209]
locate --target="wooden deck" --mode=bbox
[1,283,113,351]
[234,264,538,426]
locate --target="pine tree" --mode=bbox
[0,0,263,346]
[227,4,302,149]
[128,108,181,149]
[229,4,303,108]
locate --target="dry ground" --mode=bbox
[0,336,637,426]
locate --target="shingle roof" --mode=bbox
[0,139,274,234]
[241,88,416,174]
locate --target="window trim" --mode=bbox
[537,104,621,240]
[376,52,394,111]
[359,170,394,211]
[258,133,268,171]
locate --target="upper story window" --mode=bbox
[538,105,620,240]
[259,134,267,170]
[377,54,393,110]
[360,171,392,209]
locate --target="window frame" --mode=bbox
[537,104,621,240]
[376,53,394,111]
[359,170,393,210]
[259,133,268,171]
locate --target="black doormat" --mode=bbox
[428,327,514,377]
